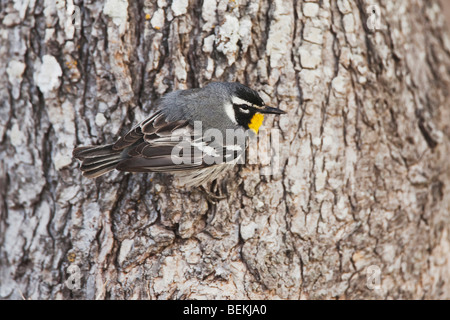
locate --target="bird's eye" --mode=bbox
[238,105,250,114]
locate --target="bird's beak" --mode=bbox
[258,106,286,115]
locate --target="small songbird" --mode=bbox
[73,82,285,186]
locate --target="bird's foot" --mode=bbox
[200,185,227,203]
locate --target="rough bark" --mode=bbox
[1,0,450,300]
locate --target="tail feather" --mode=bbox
[73,144,123,178]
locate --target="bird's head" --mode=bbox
[224,82,285,134]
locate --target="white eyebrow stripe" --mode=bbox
[231,96,252,106]
[232,96,266,110]
[224,102,238,124]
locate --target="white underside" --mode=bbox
[174,155,242,187]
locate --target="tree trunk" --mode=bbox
[1,0,450,300]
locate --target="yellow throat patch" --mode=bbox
[248,113,264,134]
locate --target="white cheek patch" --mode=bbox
[224,102,238,124]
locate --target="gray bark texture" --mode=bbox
[1,0,450,300]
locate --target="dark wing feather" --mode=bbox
[113,112,207,173]
[110,111,246,174]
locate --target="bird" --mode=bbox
[73,82,285,187]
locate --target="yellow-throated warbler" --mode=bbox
[73,82,285,186]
